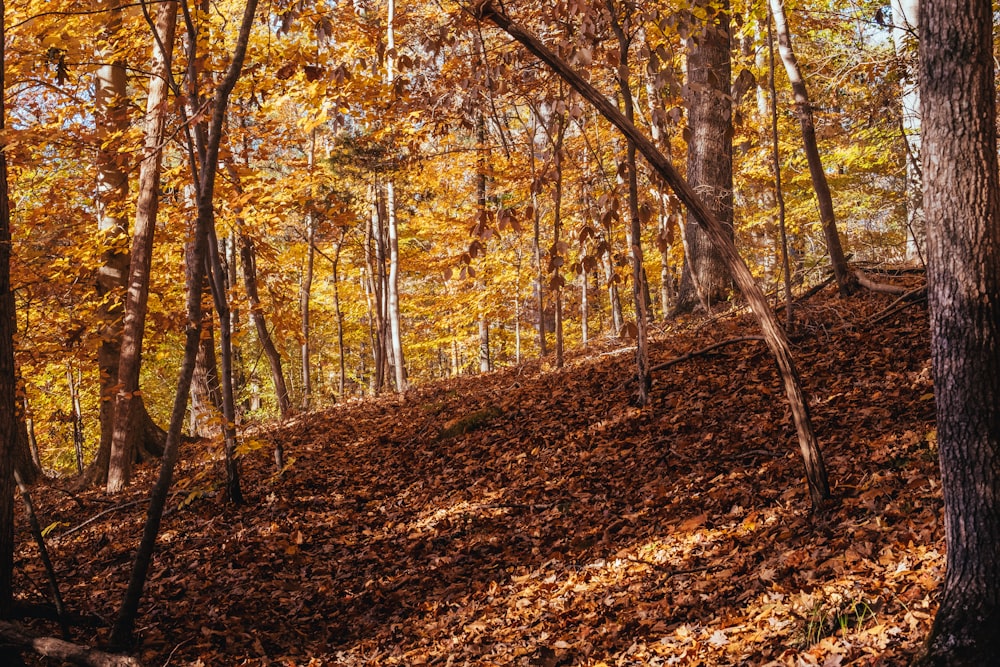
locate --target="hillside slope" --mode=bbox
[18,285,939,665]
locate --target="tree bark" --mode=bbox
[675,0,733,313]
[475,1,831,507]
[768,0,854,295]
[95,0,130,478]
[0,0,17,615]
[385,0,407,393]
[917,0,1000,662]
[106,0,177,493]
[300,132,316,408]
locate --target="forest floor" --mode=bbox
[16,279,940,666]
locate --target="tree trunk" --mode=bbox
[477,1,831,507]
[105,0,177,493]
[222,162,292,421]
[768,0,854,295]
[675,0,734,313]
[767,10,794,328]
[891,0,923,264]
[385,0,407,393]
[94,0,130,481]
[0,0,17,614]
[189,309,222,439]
[917,0,1000,662]
[300,131,316,408]
[529,114,547,357]
[607,0,650,404]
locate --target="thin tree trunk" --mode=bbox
[477,2,831,507]
[223,162,292,421]
[331,235,346,398]
[67,365,84,474]
[189,308,222,438]
[204,214,243,505]
[891,0,923,264]
[607,0,650,404]
[385,0,406,393]
[112,0,259,645]
[917,0,1000,661]
[300,131,316,408]
[767,10,794,329]
[529,115,547,357]
[768,0,854,295]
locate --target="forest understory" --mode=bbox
[14,281,939,666]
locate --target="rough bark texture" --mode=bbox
[917,0,1000,662]
[675,0,733,313]
[476,1,830,507]
[94,0,131,478]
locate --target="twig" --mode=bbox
[869,285,928,325]
[53,499,148,541]
[650,336,765,373]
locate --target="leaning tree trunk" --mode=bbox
[476,1,831,507]
[917,0,1000,663]
[105,0,177,494]
[768,0,854,295]
[674,0,733,313]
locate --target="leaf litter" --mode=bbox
[16,285,940,665]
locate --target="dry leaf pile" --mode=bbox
[16,286,940,665]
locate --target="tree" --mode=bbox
[890,0,922,264]
[917,0,1000,662]
[0,0,16,616]
[674,0,733,313]
[105,0,177,493]
[768,0,854,295]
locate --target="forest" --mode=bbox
[0,0,998,664]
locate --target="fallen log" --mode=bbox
[650,336,766,373]
[0,622,140,667]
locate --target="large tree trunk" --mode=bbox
[891,0,923,264]
[675,0,733,313]
[768,0,854,295]
[917,0,1000,662]
[476,1,831,507]
[0,0,17,615]
[94,0,130,477]
[105,0,177,494]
